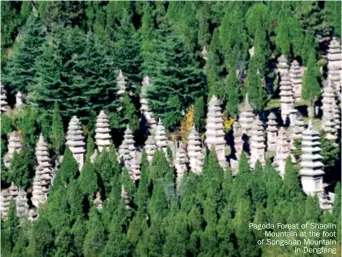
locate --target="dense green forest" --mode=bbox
[1,1,341,257]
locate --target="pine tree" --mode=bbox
[3,14,45,93]
[79,160,98,196]
[301,29,318,66]
[71,216,88,256]
[86,135,95,160]
[51,102,65,155]
[28,217,55,257]
[194,96,206,131]
[217,205,236,257]
[53,147,78,189]
[9,145,35,189]
[18,106,38,147]
[302,50,321,106]
[246,57,268,112]
[145,21,205,128]
[224,70,241,117]
[95,146,121,198]
[122,93,140,132]
[83,208,106,257]
[196,3,211,47]
[233,199,260,257]
[304,196,321,222]
[207,28,222,97]
[220,3,249,70]
[67,180,85,222]
[112,9,142,86]
[55,228,75,257]
[325,1,341,37]
[1,201,19,256]
[163,95,183,130]
[29,38,63,115]
[282,157,303,200]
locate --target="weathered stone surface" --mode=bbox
[140,76,157,134]
[155,120,168,153]
[145,135,156,164]
[266,112,278,152]
[238,94,254,137]
[66,116,86,169]
[95,110,112,152]
[321,81,337,140]
[290,60,302,102]
[4,131,22,168]
[205,95,227,168]
[277,55,289,77]
[279,72,294,124]
[94,192,103,210]
[187,126,204,174]
[300,121,324,196]
[273,127,291,177]
[174,142,188,188]
[1,84,8,113]
[117,70,126,110]
[327,38,341,97]
[15,91,24,108]
[250,117,266,167]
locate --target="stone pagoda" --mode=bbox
[291,113,306,140]
[187,126,204,174]
[95,110,112,152]
[266,112,278,152]
[238,94,255,137]
[232,121,243,160]
[155,120,168,153]
[16,189,28,218]
[201,46,208,61]
[0,189,12,219]
[31,165,52,208]
[273,127,291,177]
[129,150,141,181]
[116,70,127,110]
[140,75,157,134]
[174,143,188,188]
[277,55,289,77]
[36,134,52,168]
[250,117,266,167]
[94,192,103,210]
[205,95,227,168]
[289,60,302,102]
[1,84,8,113]
[66,116,86,170]
[279,72,294,124]
[118,126,135,166]
[321,82,337,140]
[300,121,325,197]
[3,131,22,168]
[121,185,131,209]
[332,94,341,130]
[327,38,341,95]
[15,91,24,108]
[145,135,156,164]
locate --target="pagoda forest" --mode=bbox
[0,1,341,257]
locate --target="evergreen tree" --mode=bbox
[122,93,140,132]
[53,147,78,189]
[163,95,183,130]
[302,50,321,106]
[325,1,341,37]
[55,228,75,257]
[28,217,55,257]
[51,102,65,155]
[246,58,268,112]
[18,106,38,146]
[301,29,318,66]
[112,9,142,86]
[207,28,222,97]
[8,145,35,189]
[79,160,98,196]
[67,180,85,222]
[71,216,88,256]
[224,70,241,117]
[282,157,303,200]
[83,208,106,257]
[146,21,205,128]
[29,38,63,115]
[86,135,95,160]
[220,3,249,70]
[233,199,259,257]
[1,201,19,256]
[304,196,321,222]
[196,3,211,47]
[194,96,206,131]
[3,14,45,93]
